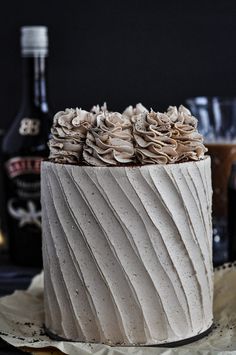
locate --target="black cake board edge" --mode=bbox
[44,323,213,348]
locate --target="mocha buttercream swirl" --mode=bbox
[123,103,148,119]
[133,105,207,165]
[49,104,207,166]
[133,111,178,164]
[167,105,207,163]
[83,112,135,166]
[90,102,108,115]
[49,108,96,164]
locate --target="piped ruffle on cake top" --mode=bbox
[48,104,207,166]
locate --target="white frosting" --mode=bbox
[41,157,213,345]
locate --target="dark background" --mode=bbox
[1,0,236,130]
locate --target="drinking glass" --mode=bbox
[186,97,236,265]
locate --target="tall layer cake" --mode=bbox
[41,104,213,346]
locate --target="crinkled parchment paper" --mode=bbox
[0,263,236,355]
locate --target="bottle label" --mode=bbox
[5,156,43,230]
[19,118,40,136]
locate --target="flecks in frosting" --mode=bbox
[134,106,207,165]
[48,108,96,164]
[42,158,213,344]
[83,111,135,166]
[123,103,148,120]
[167,105,207,163]
[48,104,207,166]
[134,111,178,164]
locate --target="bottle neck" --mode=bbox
[20,56,49,113]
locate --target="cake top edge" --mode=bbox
[42,155,211,169]
[48,103,207,167]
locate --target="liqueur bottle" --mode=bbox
[2,26,51,266]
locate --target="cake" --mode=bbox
[41,104,213,346]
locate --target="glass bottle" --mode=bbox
[2,26,51,267]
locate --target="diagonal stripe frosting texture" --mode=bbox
[41,157,213,345]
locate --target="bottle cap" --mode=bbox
[21,26,48,57]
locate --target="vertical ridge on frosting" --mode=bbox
[78,168,169,341]
[42,157,213,345]
[109,167,193,333]
[42,170,93,340]
[162,168,212,323]
[127,166,205,331]
[43,165,128,343]
[91,168,189,335]
[68,167,167,343]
